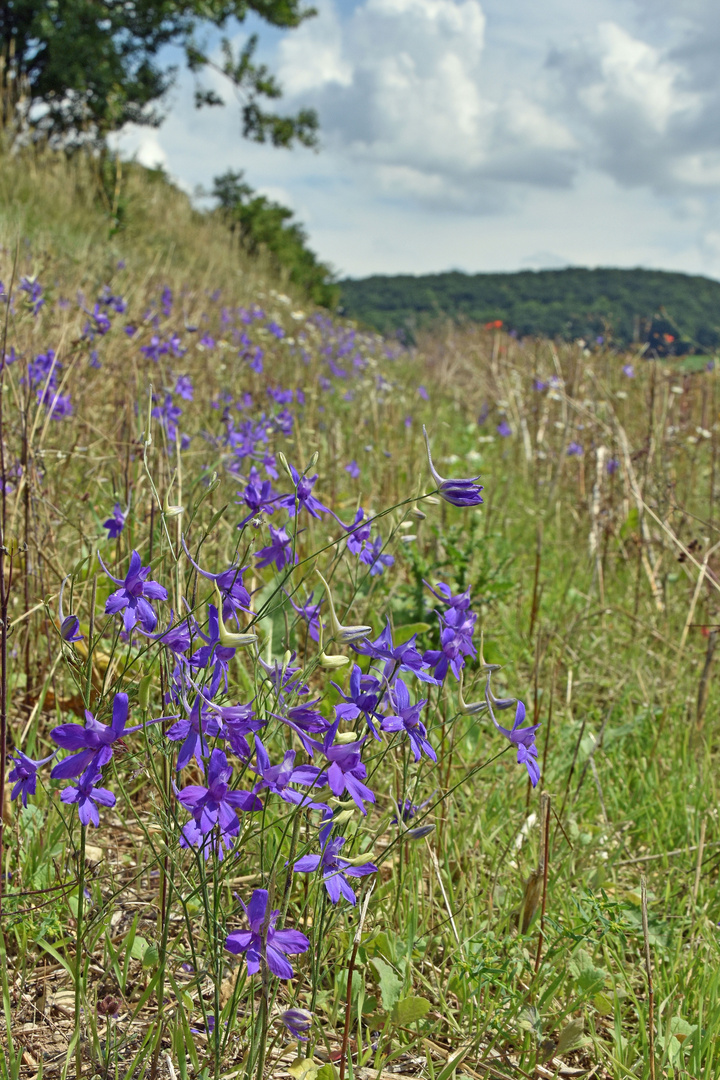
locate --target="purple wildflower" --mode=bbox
[103,502,126,540]
[176,748,261,856]
[492,700,540,787]
[100,550,168,633]
[566,442,583,456]
[225,889,310,979]
[255,525,297,572]
[60,765,116,827]
[252,738,325,808]
[50,693,144,779]
[380,679,434,762]
[497,420,512,437]
[423,426,483,507]
[175,375,194,400]
[278,464,327,519]
[280,1009,313,1041]
[58,578,83,643]
[359,535,394,576]
[166,695,221,772]
[8,749,56,806]
[345,460,360,479]
[293,836,377,905]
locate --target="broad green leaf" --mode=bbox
[390,995,431,1025]
[130,935,150,961]
[288,1059,319,1080]
[556,1018,585,1056]
[370,956,403,1011]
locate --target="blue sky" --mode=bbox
[112,0,720,280]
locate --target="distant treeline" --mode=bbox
[337,267,720,351]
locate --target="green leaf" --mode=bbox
[288,1060,319,1080]
[436,1047,470,1080]
[569,949,607,996]
[556,1018,585,1056]
[142,944,160,969]
[316,1066,337,1080]
[390,995,431,1025]
[130,935,149,961]
[370,957,403,1011]
[394,622,431,644]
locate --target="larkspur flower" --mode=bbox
[225,889,310,979]
[423,425,483,507]
[423,604,477,682]
[286,589,323,642]
[50,693,152,779]
[497,420,512,437]
[166,694,220,771]
[103,502,126,539]
[99,550,168,633]
[359,535,394,576]
[280,1008,313,1041]
[176,748,261,856]
[352,619,436,684]
[58,577,83,643]
[293,836,377,905]
[345,460,360,479]
[492,700,541,787]
[188,604,237,696]
[331,665,383,738]
[181,541,252,620]
[381,679,434,762]
[278,463,327,519]
[60,765,116,827]
[622,364,635,378]
[8,749,56,806]
[330,507,371,557]
[606,458,620,475]
[236,466,278,526]
[252,738,326,808]
[256,525,297,572]
[316,712,375,815]
[566,442,583,457]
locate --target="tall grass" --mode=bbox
[0,150,718,1080]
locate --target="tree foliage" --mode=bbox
[0,0,318,147]
[212,169,338,307]
[338,268,720,351]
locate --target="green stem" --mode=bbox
[75,823,87,1079]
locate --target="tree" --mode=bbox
[0,0,318,148]
[212,169,338,307]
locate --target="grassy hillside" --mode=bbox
[0,150,719,1080]
[339,266,720,349]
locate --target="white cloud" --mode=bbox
[278,0,575,208]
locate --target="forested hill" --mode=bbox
[337,267,720,349]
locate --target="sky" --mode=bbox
[111,0,720,280]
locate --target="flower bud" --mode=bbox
[277,451,293,481]
[213,585,257,647]
[319,651,349,669]
[334,731,360,745]
[406,824,435,840]
[316,569,370,644]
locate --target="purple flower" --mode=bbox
[225,889,310,979]
[606,458,619,475]
[177,749,261,856]
[58,577,83,643]
[318,714,375,815]
[493,700,540,787]
[181,541,252,620]
[566,442,583,457]
[293,836,377,905]
[50,693,143,779]
[100,550,168,633]
[423,605,477,682]
[353,619,437,685]
[286,590,323,642]
[189,604,237,696]
[622,364,635,378]
[423,426,483,507]
[278,464,327,519]
[175,375,194,400]
[418,385,429,400]
[166,695,221,772]
[331,665,383,738]
[103,502,126,540]
[255,525,297,572]
[60,765,116,827]
[381,679,434,762]
[252,738,325,808]
[360,535,394,577]
[423,580,472,612]
[345,460,360,479]
[497,420,511,437]
[8,749,56,806]
[331,507,372,557]
[236,466,278,526]
[280,1008,313,1041]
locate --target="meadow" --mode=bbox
[0,150,718,1080]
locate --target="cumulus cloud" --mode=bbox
[548,17,719,194]
[277,0,576,210]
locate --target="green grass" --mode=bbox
[0,150,718,1080]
